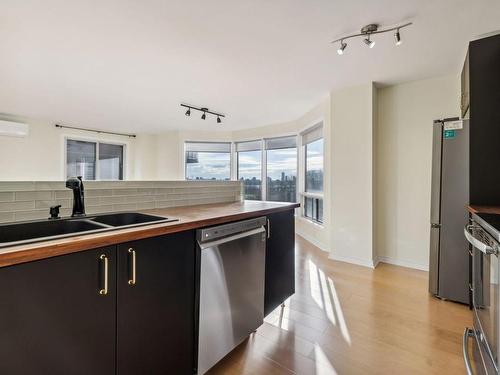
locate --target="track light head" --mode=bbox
[363,36,375,48]
[395,29,402,45]
[337,41,347,55]
[217,116,222,124]
[185,108,191,116]
[201,112,206,120]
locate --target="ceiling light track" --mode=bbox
[332,22,412,55]
[181,103,225,124]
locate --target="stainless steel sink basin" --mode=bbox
[89,212,173,227]
[0,212,178,248]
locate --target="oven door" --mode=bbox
[465,224,499,371]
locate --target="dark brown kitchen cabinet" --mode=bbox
[264,209,295,316]
[116,231,196,375]
[0,231,196,375]
[0,247,117,375]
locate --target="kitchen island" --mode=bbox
[0,200,298,375]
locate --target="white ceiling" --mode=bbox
[0,0,499,133]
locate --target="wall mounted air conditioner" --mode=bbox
[0,120,29,137]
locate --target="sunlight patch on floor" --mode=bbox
[309,258,351,345]
[309,258,325,309]
[314,344,338,375]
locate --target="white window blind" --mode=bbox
[235,140,262,152]
[265,136,297,150]
[301,123,323,145]
[185,141,231,153]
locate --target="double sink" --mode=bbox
[0,212,178,248]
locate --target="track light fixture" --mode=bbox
[337,40,347,55]
[332,22,412,55]
[181,104,225,124]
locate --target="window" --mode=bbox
[301,124,324,223]
[66,139,124,180]
[236,140,262,200]
[304,196,323,223]
[305,138,324,193]
[99,143,124,180]
[265,136,297,202]
[185,142,231,180]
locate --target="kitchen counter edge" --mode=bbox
[467,205,500,215]
[0,201,300,268]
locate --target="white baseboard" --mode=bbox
[296,231,329,253]
[375,256,429,271]
[296,234,429,271]
[328,253,377,269]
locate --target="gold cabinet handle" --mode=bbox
[99,254,108,295]
[267,219,271,239]
[128,248,136,286]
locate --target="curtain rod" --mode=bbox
[55,124,136,138]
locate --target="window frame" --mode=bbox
[64,136,127,181]
[299,122,324,224]
[233,136,299,202]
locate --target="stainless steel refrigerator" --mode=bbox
[429,117,469,304]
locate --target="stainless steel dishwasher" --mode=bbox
[196,216,267,374]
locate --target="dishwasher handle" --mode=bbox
[198,226,266,250]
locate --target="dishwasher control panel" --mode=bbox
[198,216,267,243]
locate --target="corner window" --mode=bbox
[66,139,124,180]
[301,124,324,223]
[185,142,231,180]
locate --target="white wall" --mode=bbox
[0,116,146,180]
[330,83,377,267]
[376,75,460,270]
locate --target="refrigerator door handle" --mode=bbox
[463,328,475,375]
[464,226,497,255]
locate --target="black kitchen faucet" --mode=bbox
[66,176,85,217]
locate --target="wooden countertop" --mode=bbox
[467,205,500,215]
[0,201,299,268]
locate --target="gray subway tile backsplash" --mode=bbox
[0,180,243,223]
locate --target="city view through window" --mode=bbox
[237,150,262,200]
[185,151,231,180]
[237,146,297,202]
[184,134,323,214]
[266,147,297,202]
[305,138,324,193]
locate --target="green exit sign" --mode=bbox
[444,130,456,139]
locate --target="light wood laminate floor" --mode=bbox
[208,235,471,375]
